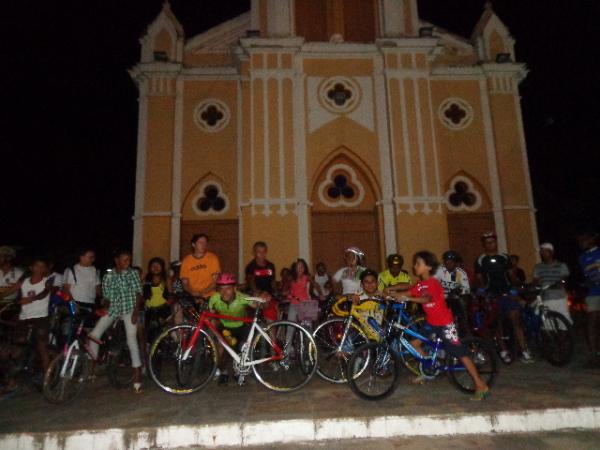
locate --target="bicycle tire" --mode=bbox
[446,337,498,393]
[148,325,217,395]
[43,347,90,404]
[312,318,367,383]
[539,311,574,367]
[346,341,401,401]
[251,321,317,392]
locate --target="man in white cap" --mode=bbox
[0,246,24,303]
[532,243,572,323]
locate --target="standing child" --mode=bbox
[394,251,490,400]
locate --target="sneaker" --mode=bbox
[218,374,229,385]
[499,351,512,364]
[521,350,534,364]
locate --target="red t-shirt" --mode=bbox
[409,277,453,326]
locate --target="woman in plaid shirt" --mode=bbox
[89,250,144,393]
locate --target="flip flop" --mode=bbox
[470,389,491,401]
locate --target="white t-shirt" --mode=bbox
[63,265,100,304]
[19,277,49,320]
[313,274,331,297]
[48,272,64,288]
[0,266,25,301]
[333,266,365,295]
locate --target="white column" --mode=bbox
[293,67,310,264]
[374,56,397,255]
[132,78,149,267]
[170,77,184,262]
[237,79,245,279]
[513,88,541,262]
[479,78,508,252]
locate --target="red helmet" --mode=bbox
[216,273,237,286]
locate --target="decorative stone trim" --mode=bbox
[318,164,365,208]
[192,181,230,215]
[438,97,474,130]
[445,176,482,211]
[318,77,361,114]
[193,99,230,133]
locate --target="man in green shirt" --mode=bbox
[208,273,258,384]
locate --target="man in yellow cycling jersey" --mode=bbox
[378,254,411,294]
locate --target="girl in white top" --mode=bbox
[312,262,332,300]
[333,247,366,295]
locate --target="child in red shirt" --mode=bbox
[396,251,490,400]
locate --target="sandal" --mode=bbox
[470,389,491,401]
[133,382,143,394]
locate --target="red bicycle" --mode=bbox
[148,297,317,394]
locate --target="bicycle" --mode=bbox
[0,303,51,394]
[148,296,317,395]
[42,308,134,404]
[347,299,498,401]
[312,295,425,383]
[520,284,574,366]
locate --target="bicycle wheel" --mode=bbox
[539,311,574,367]
[312,318,367,383]
[251,321,317,392]
[346,341,401,401]
[447,337,498,393]
[149,325,217,395]
[43,347,90,404]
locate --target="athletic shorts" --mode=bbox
[498,295,520,315]
[586,296,600,313]
[220,323,251,350]
[429,323,468,359]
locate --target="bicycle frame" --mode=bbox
[185,310,284,367]
[393,324,467,373]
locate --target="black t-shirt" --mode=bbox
[475,253,512,294]
[245,260,276,294]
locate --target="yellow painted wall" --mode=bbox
[142,217,171,266]
[240,208,300,274]
[145,95,174,211]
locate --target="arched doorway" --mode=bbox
[311,153,382,273]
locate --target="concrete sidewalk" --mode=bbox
[1,357,600,449]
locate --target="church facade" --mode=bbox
[130,0,539,277]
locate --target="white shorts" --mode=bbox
[543,298,572,324]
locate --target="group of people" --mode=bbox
[1,227,600,397]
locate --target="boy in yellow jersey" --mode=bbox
[379,254,411,294]
[351,270,386,338]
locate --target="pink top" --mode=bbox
[288,275,311,304]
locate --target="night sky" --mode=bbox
[3,0,599,271]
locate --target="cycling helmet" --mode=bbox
[387,253,404,267]
[345,247,365,265]
[442,250,460,262]
[481,231,497,242]
[216,273,237,286]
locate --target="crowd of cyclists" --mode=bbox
[1,227,599,401]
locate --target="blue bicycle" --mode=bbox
[346,300,498,401]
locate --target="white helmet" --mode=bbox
[345,247,365,265]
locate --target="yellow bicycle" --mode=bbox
[312,296,424,383]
